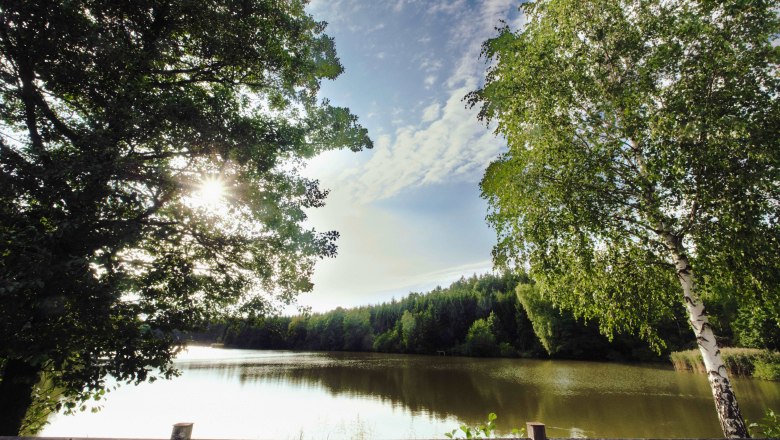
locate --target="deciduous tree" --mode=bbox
[470,0,779,437]
[0,0,370,434]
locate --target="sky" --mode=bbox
[295,0,525,312]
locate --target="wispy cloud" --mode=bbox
[348,22,386,34]
[421,102,441,122]
[427,0,469,15]
[298,0,521,309]
[311,0,516,204]
[419,57,442,73]
[330,87,502,204]
[392,0,408,13]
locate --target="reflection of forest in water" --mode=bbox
[178,351,780,438]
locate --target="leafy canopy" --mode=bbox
[0,0,370,414]
[469,0,780,349]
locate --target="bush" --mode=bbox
[754,358,780,381]
[445,413,524,439]
[464,316,500,357]
[749,409,780,437]
[499,342,519,357]
[722,349,759,376]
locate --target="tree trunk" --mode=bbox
[665,235,749,438]
[0,358,41,435]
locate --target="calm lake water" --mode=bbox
[39,347,780,439]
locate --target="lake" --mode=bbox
[39,347,780,439]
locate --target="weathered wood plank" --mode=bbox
[527,421,547,440]
[171,423,193,440]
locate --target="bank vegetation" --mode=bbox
[191,273,780,370]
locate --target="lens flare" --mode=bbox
[197,177,225,206]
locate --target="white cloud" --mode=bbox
[348,22,386,34]
[294,0,532,310]
[307,0,357,26]
[421,102,441,122]
[306,0,517,205]
[297,0,523,312]
[299,183,495,311]
[419,57,442,73]
[330,87,503,204]
[446,0,516,88]
[318,0,512,204]
[427,0,468,15]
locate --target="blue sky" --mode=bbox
[297,0,524,312]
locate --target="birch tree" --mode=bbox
[469,0,779,437]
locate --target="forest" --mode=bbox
[191,272,776,362]
[2,0,778,436]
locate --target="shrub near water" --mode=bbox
[749,409,780,438]
[754,359,780,381]
[670,348,780,380]
[445,413,524,439]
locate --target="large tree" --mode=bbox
[0,0,370,434]
[470,0,779,437]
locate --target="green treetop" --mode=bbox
[470,0,779,437]
[0,0,370,434]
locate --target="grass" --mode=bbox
[670,347,780,380]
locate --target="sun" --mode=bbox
[195,176,226,207]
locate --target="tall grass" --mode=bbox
[670,348,780,380]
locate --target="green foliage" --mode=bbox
[753,359,780,381]
[516,284,598,356]
[216,272,547,356]
[372,328,402,353]
[471,3,778,433]
[400,310,419,350]
[464,314,500,357]
[471,0,780,350]
[670,348,780,380]
[209,271,694,361]
[18,369,65,435]
[733,305,780,351]
[445,413,524,439]
[749,409,780,438]
[515,283,676,360]
[342,308,374,351]
[0,0,371,433]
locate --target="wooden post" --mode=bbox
[527,422,546,440]
[171,422,193,440]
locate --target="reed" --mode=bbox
[670,347,780,380]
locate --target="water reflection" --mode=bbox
[40,348,780,439]
[176,349,779,438]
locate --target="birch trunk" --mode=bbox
[664,233,749,438]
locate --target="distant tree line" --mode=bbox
[192,271,779,362]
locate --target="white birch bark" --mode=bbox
[664,233,749,438]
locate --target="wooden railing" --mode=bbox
[0,422,765,440]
